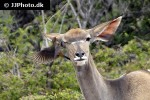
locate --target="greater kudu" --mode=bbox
[33,16,150,100]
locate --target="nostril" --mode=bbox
[75,52,85,57]
[75,52,80,57]
[81,52,85,56]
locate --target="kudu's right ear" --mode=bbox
[89,16,122,42]
[44,33,63,41]
[32,33,69,64]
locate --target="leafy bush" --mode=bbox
[0,0,150,99]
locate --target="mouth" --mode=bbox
[74,56,87,62]
[74,57,87,66]
[75,58,85,61]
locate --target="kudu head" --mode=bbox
[33,16,122,67]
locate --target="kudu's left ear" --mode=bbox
[90,16,122,42]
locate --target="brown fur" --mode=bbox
[44,16,150,100]
[63,29,150,99]
[73,53,150,100]
[64,28,88,42]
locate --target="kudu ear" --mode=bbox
[32,37,60,64]
[44,33,63,41]
[90,16,122,42]
[32,33,69,64]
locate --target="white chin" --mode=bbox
[74,56,88,66]
[75,60,87,66]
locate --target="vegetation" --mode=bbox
[0,0,150,99]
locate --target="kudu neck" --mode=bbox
[75,53,102,77]
[74,53,110,100]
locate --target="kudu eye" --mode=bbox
[60,41,67,47]
[60,41,65,47]
[86,37,91,41]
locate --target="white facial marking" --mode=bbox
[87,34,91,37]
[71,40,85,44]
[148,69,150,72]
[74,56,88,61]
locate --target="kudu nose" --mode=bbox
[75,52,85,58]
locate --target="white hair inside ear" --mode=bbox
[89,16,122,43]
